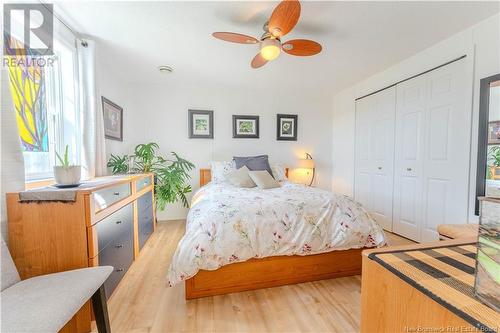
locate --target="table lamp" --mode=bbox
[298,153,315,186]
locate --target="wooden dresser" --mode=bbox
[6,174,156,333]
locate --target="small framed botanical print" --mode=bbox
[102,97,123,141]
[277,114,298,141]
[189,109,214,139]
[233,115,259,138]
[488,121,500,144]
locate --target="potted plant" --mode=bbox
[488,146,500,180]
[107,154,129,174]
[54,145,81,185]
[107,143,195,210]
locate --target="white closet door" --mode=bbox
[355,97,373,213]
[355,87,396,231]
[393,59,469,242]
[420,60,469,242]
[393,75,426,240]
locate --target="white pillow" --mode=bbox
[271,163,287,181]
[225,166,256,188]
[248,170,281,189]
[210,160,236,183]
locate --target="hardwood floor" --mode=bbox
[98,220,413,333]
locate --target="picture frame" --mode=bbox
[488,121,500,145]
[188,109,214,139]
[102,96,123,141]
[277,114,298,141]
[233,115,259,138]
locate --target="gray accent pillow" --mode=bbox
[248,171,281,189]
[233,155,273,178]
[225,166,256,188]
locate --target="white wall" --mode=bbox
[331,13,500,223]
[96,47,133,143]
[489,86,500,121]
[0,68,26,241]
[101,77,332,220]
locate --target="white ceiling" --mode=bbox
[56,1,499,93]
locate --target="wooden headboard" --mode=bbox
[200,169,212,187]
[199,168,289,187]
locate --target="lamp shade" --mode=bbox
[260,38,281,61]
[298,158,315,169]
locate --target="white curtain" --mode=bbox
[0,68,26,240]
[78,39,107,179]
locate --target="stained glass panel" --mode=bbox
[5,36,49,152]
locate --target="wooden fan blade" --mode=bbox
[212,32,259,44]
[282,39,322,56]
[268,0,301,37]
[251,53,268,69]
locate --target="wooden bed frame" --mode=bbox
[185,169,364,299]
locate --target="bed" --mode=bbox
[168,168,386,299]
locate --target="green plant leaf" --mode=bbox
[120,143,194,210]
[56,145,70,168]
[488,146,500,167]
[107,154,129,174]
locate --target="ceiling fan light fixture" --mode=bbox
[212,0,322,69]
[260,38,281,61]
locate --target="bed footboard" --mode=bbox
[185,248,363,299]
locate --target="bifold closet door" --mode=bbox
[392,75,426,241]
[355,87,396,231]
[393,59,470,242]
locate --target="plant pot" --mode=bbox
[490,166,500,180]
[53,166,81,185]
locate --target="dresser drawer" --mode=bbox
[137,192,154,250]
[96,204,133,254]
[136,176,152,192]
[98,231,134,299]
[93,183,131,211]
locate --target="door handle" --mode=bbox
[113,192,120,196]
[115,244,124,248]
[377,166,382,170]
[116,220,122,224]
[406,167,412,171]
[115,268,124,272]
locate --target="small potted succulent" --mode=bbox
[53,145,81,186]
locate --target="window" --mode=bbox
[6,25,80,181]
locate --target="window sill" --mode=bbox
[25,179,55,190]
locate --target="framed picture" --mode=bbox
[233,115,259,138]
[277,114,298,141]
[102,97,123,141]
[488,121,500,144]
[188,109,214,139]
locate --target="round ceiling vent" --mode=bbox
[158,66,173,74]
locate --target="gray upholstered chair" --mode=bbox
[1,238,113,333]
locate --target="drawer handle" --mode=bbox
[113,192,120,196]
[116,220,122,224]
[377,166,382,170]
[406,167,412,171]
[115,268,124,272]
[115,244,124,248]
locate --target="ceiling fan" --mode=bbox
[212,0,322,69]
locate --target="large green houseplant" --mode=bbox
[107,143,194,210]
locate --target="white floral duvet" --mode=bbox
[167,181,386,286]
